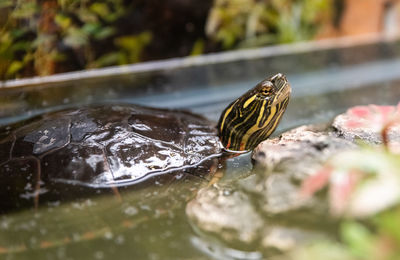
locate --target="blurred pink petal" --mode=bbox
[345,120,363,128]
[344,104,400,131]
[329,170,361,216]
[300,166,332,198]
[348,106,370,118]
[372,105,395,121]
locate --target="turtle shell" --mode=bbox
[0,105,221,212]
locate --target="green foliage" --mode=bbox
[190,39,205,56]
[114,33,152,64]
[293,196,400,260]
[0,0,152,79]
[0,0,336,79]
[87,32,152,68]
[340,221,375,258]
[206,0,333,49]
[325,207,400,260]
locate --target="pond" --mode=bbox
[1,36,400,259]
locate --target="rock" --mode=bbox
[186,124,343,253]
[261,226,326,252]
[332,104,400,151]
[248,124,355,217]
[186,185,264,245]
[186,104,400,255]
[186,184,330,253]
[241,173,304,215]
[252,124,355,172]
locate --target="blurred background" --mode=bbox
[1,0,399,80]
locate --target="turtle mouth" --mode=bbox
[271,73,288,89]
[272,76,291,104]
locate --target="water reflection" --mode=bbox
[0,152,251,259]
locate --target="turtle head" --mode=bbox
[217,73,291,151]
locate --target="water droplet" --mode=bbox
[24,183,32,191]
[85,199,95,206]
[0,219,10,230]
[72,233,80,241]
[140,205,151,211]
[47,200,60,207]
[94,251,104,259]
[222,189,232,196]
[29,236,38,245]
[115,235,125,245]
[124,206,138,216]
[104,231,113,240]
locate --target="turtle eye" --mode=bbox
[260,86,273,97]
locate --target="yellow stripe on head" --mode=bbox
[219,101,236,132]
[239,101,273,149]
[217,73,291,151]
[242,95,256,109]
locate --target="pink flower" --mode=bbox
[300,163,365,216]
[300,166,332,198]
[329,169,362,216]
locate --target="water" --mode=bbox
[0,152,254,259]
[1,38,400,259]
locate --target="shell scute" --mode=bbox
[41,143,112,185]
[0,158,38,211]
[0,136,13,164]
[12,117,71,157]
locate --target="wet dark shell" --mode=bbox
[0,105,221,212]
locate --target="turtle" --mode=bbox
[0,73,291,213]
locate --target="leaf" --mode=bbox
[0,0,13,8]
[375,208,400,245]
[89,52,120,68]
[55,14,72,29]
[114,32,152,63]
[10,28,29,38]
[64,27,88,48]
[11,41,32,52]
[90,3,110,20]
[6,61,24,76]
[81,23,114,40]
[115,33,151,50]
[82,23,101,35]
[77,8,98,24]
[340,221,374,258]
[190,39,204,56]
[94,27,115,40]
[11,2,38,19]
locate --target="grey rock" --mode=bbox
[252,124,355,174]
[186,108,397,254]
[332,110,400,142]
[249,124,355,216]
[186,185,264,245]
[333,111,400,152]
[261,226,326,252]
